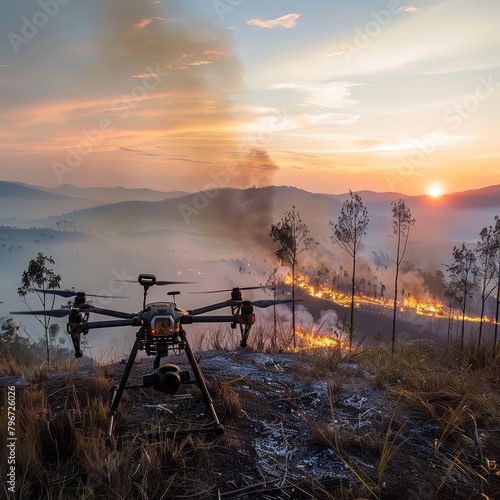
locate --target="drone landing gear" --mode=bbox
[105,329,223,448]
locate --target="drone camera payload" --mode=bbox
[143,364,191,395]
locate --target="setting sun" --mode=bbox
[428,183,444,198]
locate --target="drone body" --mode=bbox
[11,274,298,446]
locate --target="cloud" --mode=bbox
[128,16,173,34]
[247,13,301,29]
[269,81,359,109]
[119,146,159,156]
[166,155,214,165]
[402,6,419,13]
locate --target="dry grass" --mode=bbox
[0,372,216,499]
[213,378,243,422]
[1,338,499,499]
[0,356,24,377]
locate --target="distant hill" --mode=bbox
[444,185,500,208]
[0,181,70,200]
[0,182,189,220]
[39,184,189,204]
[327,185,500,244]
[1,183,499,325]
[39,185,340,236]
[0,181,99,220]
[329,185,500,211]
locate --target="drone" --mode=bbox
[11,274,297,446]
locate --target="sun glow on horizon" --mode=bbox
[427,183,444,198]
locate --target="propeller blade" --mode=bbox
[155,280,196,286]
[189,285,268,294]
[10,309,72,318]
[85,293,129,298]
[28,288,77,298]
[251,299,303,308]
[10,303,135,319]
[119,280,195,286]
[28,288,127,299]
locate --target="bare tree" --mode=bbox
[390,200,415,354]
[330,191,369,348]
[270,206,317,348]
[493,217,500,351]
[481,216,500,350]
[475,223,499,348]
[446,244,479,359]
[18,252,62,363]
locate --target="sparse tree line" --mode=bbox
[55,220,93,233]
[270,193,500,356]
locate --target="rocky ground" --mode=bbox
[98,350,497,499]
[2,348,499,499]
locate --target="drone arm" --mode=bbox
[188,301,239,316]
[85,307,137,319]
[66,317,142,358]
[187,315,236,324]
[67,317,142,335]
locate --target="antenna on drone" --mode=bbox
[167,291,181,305]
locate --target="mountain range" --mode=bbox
[2,181,499,248]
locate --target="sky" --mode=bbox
[0,0,499,196]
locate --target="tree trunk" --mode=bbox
[478,297,486,349]
[392,263,399,355]
[292,262,296,349]
[460,309,466,363]
[495,275,500,350]
[350,255,356,348]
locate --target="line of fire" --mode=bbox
[277,271,498,350]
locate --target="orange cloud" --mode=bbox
[129,16,173,34]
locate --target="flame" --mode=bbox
[287,326,352,353]
[296,328,351,351]
[283,273,495,326]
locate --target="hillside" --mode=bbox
[0,182,100,220]
[3,183,500,245]
[0,182,188,221]
[1,345,499,499]
[39,184,188,204]
[33,184,500,243]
